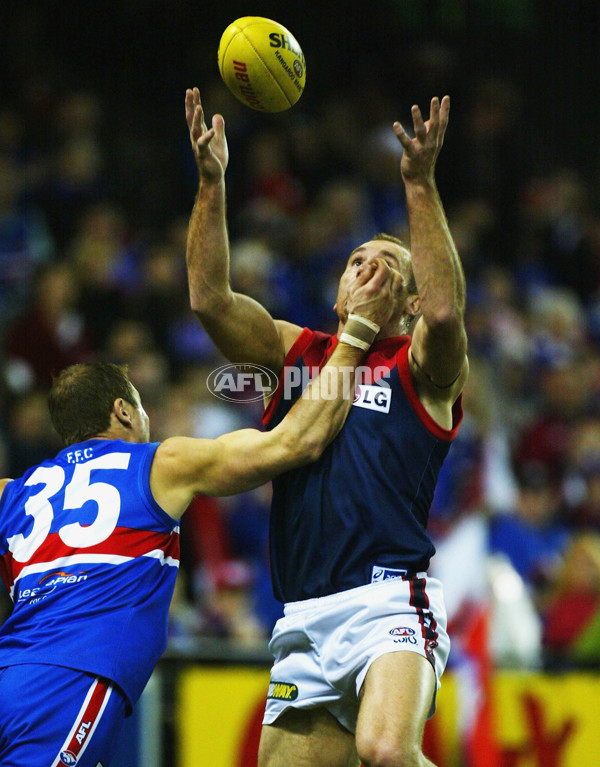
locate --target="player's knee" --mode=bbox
[357,734,425,767]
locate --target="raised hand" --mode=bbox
[185,87,229,183]
[393,95,450,185]
[346,258,402,330]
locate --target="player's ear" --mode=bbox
[113,398,133,429]
[407,294,421,316]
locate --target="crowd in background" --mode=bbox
[2,1,600,674]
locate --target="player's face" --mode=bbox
[335,240,412,322]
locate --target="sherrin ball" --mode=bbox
[217,17,306,113]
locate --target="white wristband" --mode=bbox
[339,332,371,351]
[347,313,381,334]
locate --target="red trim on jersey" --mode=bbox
[395,341,463,441]
[6,526,180,585]
[262,328,337,427]
[263,328,463,441]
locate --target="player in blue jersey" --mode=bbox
[186,87,468,767]
[0,261,394,767]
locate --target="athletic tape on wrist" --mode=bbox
[340,314,380,351]
[347,313,381,334]
[339,332,371,351]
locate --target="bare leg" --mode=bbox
[258,707,360,767]
[356,651,437,767]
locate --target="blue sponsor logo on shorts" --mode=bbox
[60,751,78,765]
[371,565,407,583]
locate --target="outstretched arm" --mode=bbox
[150,258,400,518]
[185,88,299,371]
[393,96,468,405]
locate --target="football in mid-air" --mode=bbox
[217,17,306,113]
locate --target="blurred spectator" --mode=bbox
[514,355,598,481]
[4,261,93,392]
[360,121,407,236]
[0,152,54,322]
[133,239,188,363]
[168,571,206,648]
[225,484,284,634]
[489,462,570,597]
[294,177,377,330]
[66,201,141,349]
[516,169,600,301]
[445,74,524,259]
[527,285,588,369]
[181,494,267,644]
[243,129,306,216]
[561,414,600,531]
[37,91,107,247]
[447,199,497,285]
[229,237,294,321]
[5,389,59,477]
[542,531,600,669]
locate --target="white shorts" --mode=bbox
[263,576,450,734]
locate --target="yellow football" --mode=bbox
[217,17,306,113]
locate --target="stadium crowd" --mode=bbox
[2,3,600,675]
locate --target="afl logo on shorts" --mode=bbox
[389,626,415,637]
[60,751,78,765]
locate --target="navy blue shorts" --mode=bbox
[0,664,127,766]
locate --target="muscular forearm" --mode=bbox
[186,179,232,315]
[404,180,466,326]
[274,341,365,464]
[186,177,288,369]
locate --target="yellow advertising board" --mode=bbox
[494,672,600,766]
[176,667,600,767]
[177,667,268,766]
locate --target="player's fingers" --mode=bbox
[365,258,392,291]
[393,121,412,151]
[187,88,203,117]
[212,114,225,138]
[185,89,196,127]
[438,95,450,143]
[427,97,441,140]
[196,127,216,153]
[191,103,209,138]
[412,105,426,143]
[354,260,378,287]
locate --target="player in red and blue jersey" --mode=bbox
[0,259,392,767]
[186,88,468,767]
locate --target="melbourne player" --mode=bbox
[0,260,394,767]
[186,88,468,766]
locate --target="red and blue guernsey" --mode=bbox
[263,330,463,603]
[0,438,179,710]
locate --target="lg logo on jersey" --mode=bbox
[353,384,391,414]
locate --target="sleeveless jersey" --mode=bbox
[263,329,463,603]
[0,438,179,708]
